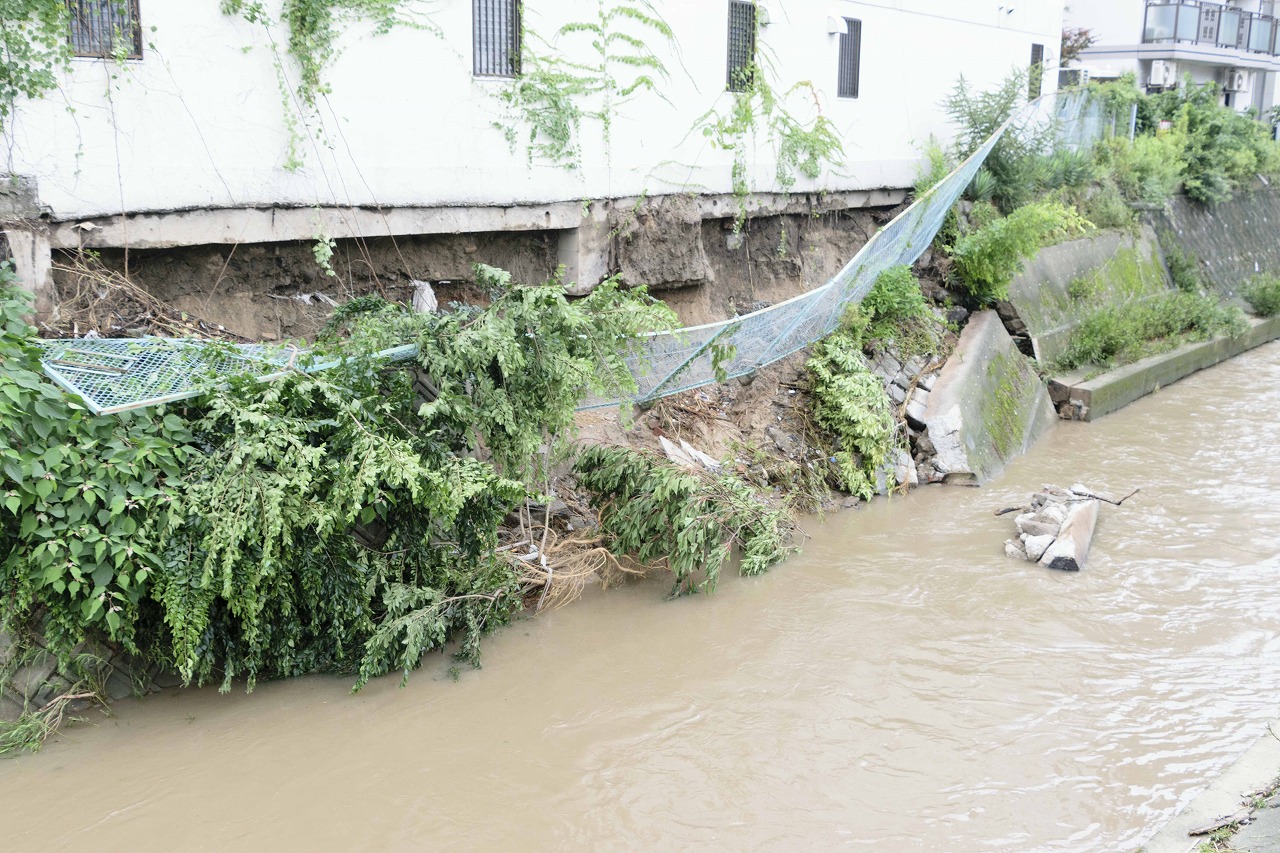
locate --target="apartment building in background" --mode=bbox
[1065,0,1280,115]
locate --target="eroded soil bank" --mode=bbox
[4,342,1280,852]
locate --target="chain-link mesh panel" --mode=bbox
[38,91,1099,416]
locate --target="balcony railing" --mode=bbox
[1143,1,1280,56]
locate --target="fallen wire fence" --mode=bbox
[36,90,1102,416]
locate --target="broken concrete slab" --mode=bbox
[922,311,1057,484]
[1039,499,1099,572]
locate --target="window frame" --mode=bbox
[67,0,143,60]
[1028,42,1045,99]
[837,17,862,100]
[473,0,521,79]
[726,0,757,93]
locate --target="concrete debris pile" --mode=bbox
[1003,484,1102,572]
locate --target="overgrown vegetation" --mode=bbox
[574,446,796,596]
[805,304,896,501]
[1243,274,1280,317]
[1,263,688,723]
[950,201,1090,303]
[1090,75,1280,205]
[1055,290,1247,371]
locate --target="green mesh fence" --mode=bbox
[37,90,1101,416]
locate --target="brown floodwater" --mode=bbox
[4,343,1280,852]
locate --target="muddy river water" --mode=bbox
[4,343,1280,851]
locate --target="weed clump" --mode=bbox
[1056,291,1247,370]
[1242,275,1280,317]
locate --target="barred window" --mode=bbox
[474,0,520,78]
[837,18,861,99]
[67,0,142,59]
[727,1,756,92]
[1029,43,1045,99]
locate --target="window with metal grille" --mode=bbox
[474,0,520,78]
[726,1,756,92]
[837,18,862,99]
[67,0,142,59]
[1028,43,1045,99]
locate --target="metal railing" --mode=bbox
[1143,1,1280,56]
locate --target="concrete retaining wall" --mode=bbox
[1049,314,1280,421]
[1148,189,1280,293]
[0,629,175,723]
[922,311,1058,485]
[998,225,1172,364]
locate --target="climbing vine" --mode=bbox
[0,0,72,135]
[496,0,675,170]
[691,38,843,232]
[221,0,439,169]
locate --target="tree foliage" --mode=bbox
[574,446,796,596]
[1,264,676,700]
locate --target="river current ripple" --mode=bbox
[2,343,1279,851]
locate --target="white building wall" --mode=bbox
[6,1,1064,223]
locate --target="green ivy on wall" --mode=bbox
[496,0,675,171]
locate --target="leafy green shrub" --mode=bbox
[1043,149,1095,190]
[1243,274,1280,317]
[966,169,998,204]
[1094,134,1185,205]
[914,138,954,197]
[806,308,896,501]
[573,446,796,596]
[949,201,1091,303]
[0,268,193,661]
[945,71,1054,213]
[1057,291,1247,370]
[2,264,678,708]
[862,266,928,329]
[1145,84,1280,204]
[1079,177,1137,231]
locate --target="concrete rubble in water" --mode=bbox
[1003,484,1101,572]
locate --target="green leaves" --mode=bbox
[806,308,896,502]
[575,446,796,596]
[949,201,1090,303]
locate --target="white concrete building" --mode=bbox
[1066,0,1280,114]
[3,1,1065,307]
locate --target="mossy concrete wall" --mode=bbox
[922,311,1057,485]
[999,225,1172,364]
[1148,188,1280,294]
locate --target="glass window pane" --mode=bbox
[1220,10,1243,46]
[1176,4,1200,40]
[1249,19,1273,52]
[1144,5,1177,41]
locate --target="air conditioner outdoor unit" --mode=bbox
[1149,60,1176,88]
[1223,68,1250,92]
[1057,68,1091,88]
